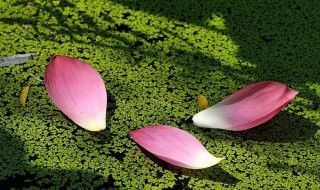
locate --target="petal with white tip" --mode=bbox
[193,81,298,131]
[129,125,224,169]
[44,55,107,131]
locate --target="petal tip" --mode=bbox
[192,109,229,129]
[192,152,225,169]
[192,114,201,127]
[211,156,225,166]
[288,88,299,99]
[80,117,106,131]
[49,55,61,63]
[87,125,106,131]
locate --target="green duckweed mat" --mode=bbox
[0,0,319,189]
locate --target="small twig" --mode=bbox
[0,53,39,67]
[29,73,43,82]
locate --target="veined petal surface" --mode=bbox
[130,125,224,169]
[193,81,298,131]
[45,55,107,131]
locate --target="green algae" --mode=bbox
[0,0,319,189]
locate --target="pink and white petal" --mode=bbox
[193,81,298,131]
[45,55,107,131]
[129,125,224,169]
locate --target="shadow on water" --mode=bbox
[110,0,320,105]
[110,0,320,102]
[137,145,240,187]
[2,0,318,108]
[0,129,115,189]
[228,111,319,143]
[3,0,319,101]
[2,0,230,89]
[198,110,320,179]
[0,75,117,188]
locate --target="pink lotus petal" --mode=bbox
[45,55,107,131]
[129,125,224,169]
[193,81,298,131]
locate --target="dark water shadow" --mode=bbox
[1,0,144,52]
[227,111,319,143]
[0,129,115,189]
[194,110,320,179]
[1,0,233,90]
[261,137,320,179]
[111,0,320,106]
[266,160,320,179]
[2,0,319,104]
[136,145,239,186]
[0,73,117,188]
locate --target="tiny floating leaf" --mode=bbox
[20,85,30,107]
[130,125,224,169]
[198,94,208,111]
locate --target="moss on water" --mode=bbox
[0,0,319,189]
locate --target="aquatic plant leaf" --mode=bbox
[20,85,30,107]
[198,94,208,111]
[193,81,298,131]
[44,55,107,131]
[129,125,224,169]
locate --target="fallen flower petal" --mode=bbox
[20,85,30,107]
[193,81,298,131]
[45,55,107,131]
[129,125,224,169]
